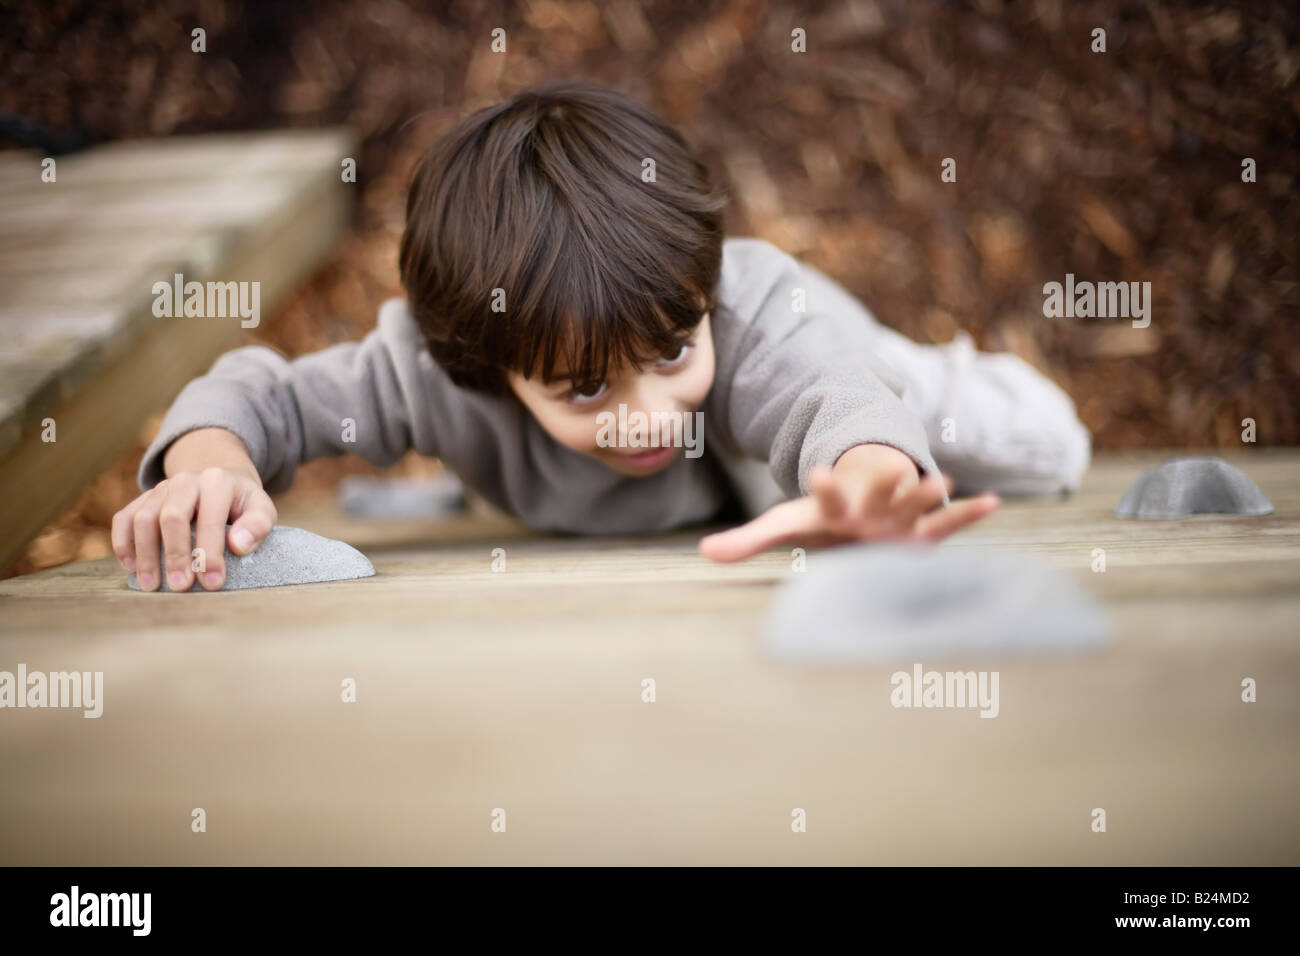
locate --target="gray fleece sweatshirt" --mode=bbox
[138,237,941,533]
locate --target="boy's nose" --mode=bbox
[623,379,678,419]
[615,382,684,446]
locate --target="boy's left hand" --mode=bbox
[698,443,1000,563]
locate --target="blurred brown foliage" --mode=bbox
[2,0,1297,573]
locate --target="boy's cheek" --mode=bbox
[681,359,715,406]
[532,404,605,454]
[684,330,717,404]
[507,382,600,453]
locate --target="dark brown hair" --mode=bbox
[399,81,728,395]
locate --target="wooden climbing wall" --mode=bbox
[0,451,1296,864]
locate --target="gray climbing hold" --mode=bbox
[762,545,1110,662]
[1114,457,1273,519]
[127,525,375,592]
[337,473,466,519]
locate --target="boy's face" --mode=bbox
[507,313,716,477]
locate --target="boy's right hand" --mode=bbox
[112,468,277,592]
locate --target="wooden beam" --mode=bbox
[0,130,355,572]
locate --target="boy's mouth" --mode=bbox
[617,446,678,471]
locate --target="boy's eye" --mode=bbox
[657,342,693,367]
[566,382,608,405]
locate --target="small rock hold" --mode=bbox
[762,544,1110,662]
[127,525,375,592]
[1114,457,1273,519]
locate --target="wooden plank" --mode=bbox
[0,129,353,444]
[0,451,1296,864]
[0,129,355,570]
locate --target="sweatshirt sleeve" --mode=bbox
[709,240,942,500]
[137,299,434,493]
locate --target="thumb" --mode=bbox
[227,486,276,556]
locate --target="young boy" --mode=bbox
[112,81,1090,592]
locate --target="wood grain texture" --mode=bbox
[0,451,1296,864]
[0,129,356,571]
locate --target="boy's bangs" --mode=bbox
[518,248,707,393]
